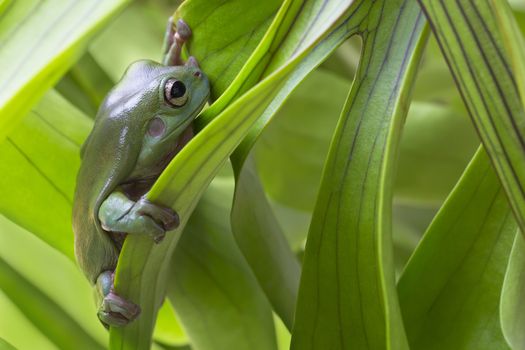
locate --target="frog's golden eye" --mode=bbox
[164,78,188,107]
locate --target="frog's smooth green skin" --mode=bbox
[72,19,209,328]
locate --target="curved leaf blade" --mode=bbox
[0,0,130,142]
[176,0,283,100]
[0,338,16,350]
[226,0,367,330]
[417,0,525,234]
[501,233,525,350]
[167,179,277,350]
[0,216,105,350]
[398,149,516,350]
[291,1,426,348]
[0,90,91,259]
[230,157,300,329]
[0,257,103,350]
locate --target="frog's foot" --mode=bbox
[164,18,192,66]
[99,192,180,243]
[98,291,141,328]
[134,197,179,243]
[174,19,191,44]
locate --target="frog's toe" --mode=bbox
[162,208,179,231]
[98,310,128,328]
[175,19,191,41]
[98,291,140,327]
[152,231,166,244]
[136,198,179,231]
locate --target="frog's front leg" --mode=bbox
[99,191,179,243]
[95,192,179,327]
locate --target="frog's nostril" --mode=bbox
[193,71,202,78]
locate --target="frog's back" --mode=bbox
[73,99,142,284]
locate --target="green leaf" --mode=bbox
[254,69,349,212]
[0,258,103,350]
[227,0,368,331]
[417,0,525,234]
[501,233,525,350]
[176,0,283,100]
[0,338,16,350]
[167,178,277,350]
[56,53,115,117]
[153,301,187,347]
[0,0,12,16]
[0,217,105,350]
[398,149,516,350]
[0,0,130,142]
[230,157,300,329]
[0,90,91,259]
[110,0,364,346]
[88,0,168,82]
[291,1,426,348]
[0,289,56,350]
[492,0,525,108]
[411,35,462,105]
[395,102,478,204]
[254,71,478,210]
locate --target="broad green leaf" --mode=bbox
[0,0,130,142]
[110,0,363,346]
[89,0,168,81]
[153,301,187,347]
[0,217,104,350]
[0,0,11,15]
[196,0,368,124]
[501,233,525,350]
[275,314,292,350]
[254,69,350,211]
[218,0,379,331]
[0,290,55,350]
[0,90,91,259]
[418,0,525,233]
[0,260,102,350]
[0,215,106,344]
[0,338,16,350]
[176,0,284,100]
[291,1,426,348]
[318,37,360,78]
[411,35,462,105]
[167,178,277,350]
[492,0,525,108]
[56,53,115,117]
[230,157,300,329]
[254,69,477,210]
[398,149,516,350]
[226,0,369,331]
[395,102,478,204]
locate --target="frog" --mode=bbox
[72,18,209,328]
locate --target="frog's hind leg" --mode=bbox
[163,18,192,66]
[95,271,140,328]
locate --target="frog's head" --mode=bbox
[104,59,210,181]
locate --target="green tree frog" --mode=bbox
[72,19,209,327]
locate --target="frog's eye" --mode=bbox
[164,79,188,107]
